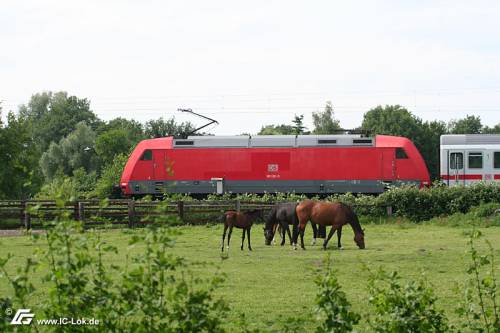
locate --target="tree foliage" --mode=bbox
[258,124,295,135]
[448,115,483,134]
[0,110,42,199]
[95,129,132,166]
[312,101,341,134]
[145,117,197,138]
[40,122,99,179]
[362,105,423,140]
[19,91,100,151]
[292,114,308,134]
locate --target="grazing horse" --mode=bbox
[311,223,343,249]
[220,209,262,252]
[293,200,365,250]
[263,203,298,246]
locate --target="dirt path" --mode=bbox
[0,229,46,237]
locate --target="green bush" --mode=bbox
[380,183,500,221]
[314,256,360,333]
[0,200,228,332]
[456,229,499,332]
[367,269,450,333]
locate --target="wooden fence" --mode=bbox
[0,200,392,230]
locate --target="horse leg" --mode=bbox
[299,226,306,250]
[280,223,287,246]
[272,224,278,245]
[337,226,343,249]
[292,223,298,249]
[241,228,246,250]
[247,228,252,251]
[311,222,317,245]
[285,224,293,245]
[221,224,228,252]
[227,226,233,250]
[323,226,337,250]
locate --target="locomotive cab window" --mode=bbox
[396,148,408,159]
[140,150,153,161]
[494,152,500,169]
[468,152,483,169]
[450,152,463,169]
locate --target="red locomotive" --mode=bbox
[120,134,430,196]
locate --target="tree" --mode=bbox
[95,129,133,166]
[97,117,145,144]
[419,120,448,181]
[18,91,100,151]
[145,117,197,139]
[40,122,99,180]
[361,105,445,181]
[258,124,295,135]
[481,123,500,134]
[312,101,341,134]
[292,114,307,135]
[447,115,482,134]
[0,110,43,199]
[362,105,423,140]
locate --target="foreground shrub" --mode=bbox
[314,256,360,333]
[0,200,228,332]
[456,229,499,332]
[367,269,450,333]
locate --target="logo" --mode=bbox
[267,164,279,172]
[10,309,35,325]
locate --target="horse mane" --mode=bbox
[264,206,277,229]
[339,202,365,235]
[344,205,363,234]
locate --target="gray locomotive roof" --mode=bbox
[173,135,374,148]
[440,134,500,145]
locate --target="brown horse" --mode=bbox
[220,209,262,252]
[293,200,365,250]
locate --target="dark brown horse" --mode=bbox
[263,203,298,246]
[293,200,365,250]
[221,209,262,252]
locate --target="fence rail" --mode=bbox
[0,199,392,230]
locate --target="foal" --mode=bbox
[220,209,262,252]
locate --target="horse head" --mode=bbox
[263,208,277,245]
[354,229,365,249]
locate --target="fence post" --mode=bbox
[78,202,85,223]
[386,205,393,217]
[128,200,135,228]
[236,200,241,212]
[23,200,31,230]
[73,202,79,220]
[177,201,184,222]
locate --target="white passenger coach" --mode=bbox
[440,134,500,186]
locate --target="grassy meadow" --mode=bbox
[0,221,499,331]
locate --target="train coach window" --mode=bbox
[396,148,408,159]
[494,152,500,168]
[468,152,483,169]
[450,152,463,169]
[140,150,153,161]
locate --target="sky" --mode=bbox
[1,0,500,134]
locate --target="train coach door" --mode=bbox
[448,150,465,186]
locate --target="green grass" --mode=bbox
[1,222,499,332]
